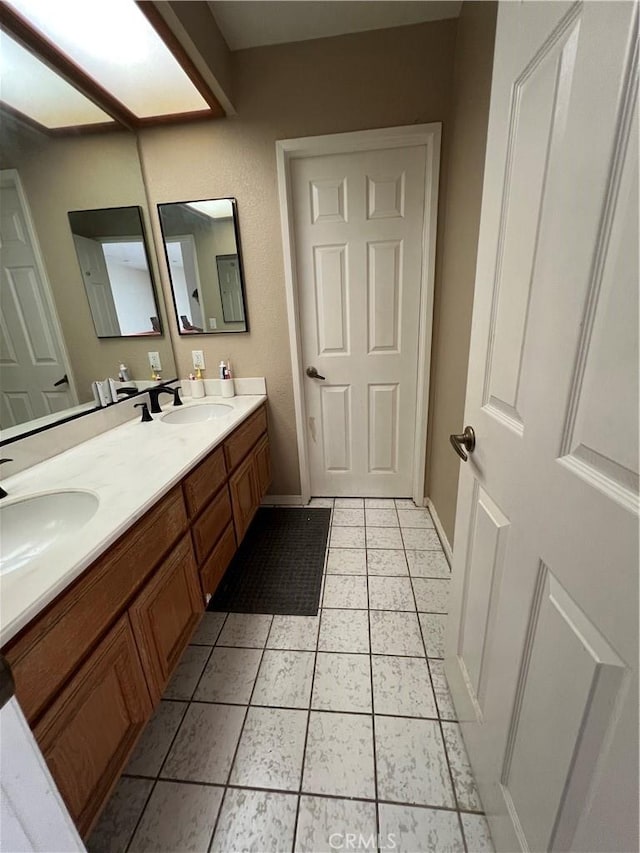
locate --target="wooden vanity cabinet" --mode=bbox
[183,446,227,517]
[229,451,260,542]
[129,534,202,704]
[4,486,188,723]
[224,405,268,472]
[34,614,152,838]
[255,433,272,497]
[184,403,271,598]
[229,429,272,543]
[200,523,236,599]
[1,402,271,839]
[191,487,233,564]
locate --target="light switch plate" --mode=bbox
[209,317,217,330]
[192,350,205,369]
[148,351,162,370]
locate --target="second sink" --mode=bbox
[0,490,100,575]
[161,403,233,424]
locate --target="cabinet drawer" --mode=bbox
[255,434,271,500]
[200,522,236,599]
[229,452,259,544]
[192,486,233,564]
[4,487,187,723]
[34,614,152,838]
[183,446,227,518]
[224,405,267,472]
[129,535,203,703]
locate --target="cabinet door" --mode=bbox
[200,522,236,599]
[129,535,203,703]
[224,405,267,471]
[34,615,152,838]
[229,452,259,543]
[254,435,271,500]
[183,446,227,518]
[191,486,233,564]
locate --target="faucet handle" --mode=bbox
[0,458,13,465]
[134,402,153,423]
[172,387,183,407]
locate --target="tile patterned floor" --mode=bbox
[89,498,494,853]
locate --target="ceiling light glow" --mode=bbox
[6,0,209,118]
[0,30,113,128]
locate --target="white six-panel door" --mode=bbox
[291,145,429,496]
[72,234,121,338]
[0,171,75,428]
[446,3,638,851]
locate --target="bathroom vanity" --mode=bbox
[0,397,270,837]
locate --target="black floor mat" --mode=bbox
[208,507,331,616]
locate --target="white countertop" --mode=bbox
[0,395,266,647]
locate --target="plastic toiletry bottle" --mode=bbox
[118,362,130,382]
[220,358,235,398]
[219,360,226,380]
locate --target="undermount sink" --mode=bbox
[0,490,99,576]
[161,403,233,424]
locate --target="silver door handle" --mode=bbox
[450,426,476,462]
[306,366,326,380]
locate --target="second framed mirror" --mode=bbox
[157,198,248,335]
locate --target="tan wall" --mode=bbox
[425,2,497,544]
[192,217,243,331]
[138,19,457,495]
[0,125,176,401]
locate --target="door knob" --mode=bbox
[306,366,326,380]
[53,374,69,387]
[450,426,476,462]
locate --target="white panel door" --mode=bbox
[217,255,245,323]
[72,234,121,337]
[446,3,638,851]
[0,172,75,429]
[292,146,427,496]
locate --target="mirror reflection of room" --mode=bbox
[68,206,161,338]
[158,198,248,335]
[0,116,177,437]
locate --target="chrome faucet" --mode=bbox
[0,458,13,499]
[147,385,182,414]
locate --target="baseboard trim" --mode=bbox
[262,495,306,506]
[426,498,453,566]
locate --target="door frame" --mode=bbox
[276,124,441,503]
[0,168,79,407]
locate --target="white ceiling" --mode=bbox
[102,240,148,270]
[208,1,462,51]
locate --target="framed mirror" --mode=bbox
[157,198,249,334]
[68,206,162,338]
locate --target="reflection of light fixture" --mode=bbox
[2,0,219,125]
[0,30,113,128]
[186,200,234,220]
